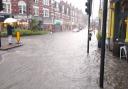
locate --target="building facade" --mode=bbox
[2,0,43,21]
[98,0,128,56]
[1,0,86,31]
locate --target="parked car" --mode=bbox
[72,28,80,32]
[79,27,82,30]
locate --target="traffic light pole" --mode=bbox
[87,15,90,53]
[99,0,108,88]
[86,0,92,53]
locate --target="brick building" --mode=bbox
[42,0,52,29]
[1,0,86,31]
[2,0,43,21]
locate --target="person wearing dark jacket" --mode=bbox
[7,24,14,45]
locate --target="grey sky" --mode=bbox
[63,0,100,18]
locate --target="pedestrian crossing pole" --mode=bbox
[16,32,20,44]
[99,0,108,88]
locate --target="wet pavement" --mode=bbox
[0,29,127,89]
[104,51,128,89]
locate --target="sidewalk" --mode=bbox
[0,37,23,50]
[90,32,128,89]
[104,49,128,89]
[89,46,128,89]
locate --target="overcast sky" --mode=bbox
[63,0,100,18]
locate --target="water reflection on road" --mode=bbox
[0,29,127,89]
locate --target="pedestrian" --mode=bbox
[49,25,53,34]
[7,23,14,45]
[0,22,3,31]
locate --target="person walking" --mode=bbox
[7,24,14,45]
[49,25,53,34]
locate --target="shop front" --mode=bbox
[108,0,128,56]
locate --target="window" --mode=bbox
[73,18,75,22]
[3,3,11,13]
[70,11,72,16]
[54,1,56,8]
[64,7,67,14]
[3,0,11,2]
[72,11,75,16]
[34,0,38,3]
[18,1,26,14]
[19,5,22,14]
[51,0,54,4]
[72,18,73,22]
[34,7,39,16]
[62,5,64,13]
[43,0,49,5]
[43,8,49,17]
[59,4,62,12]
[56,3,59,11]
[67,8,69,15]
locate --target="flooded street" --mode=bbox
[0,29,127,89]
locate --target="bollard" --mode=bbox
[16,32,20,44]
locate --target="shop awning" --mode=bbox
[54,20,63,25]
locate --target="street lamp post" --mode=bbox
[99,0,108,88]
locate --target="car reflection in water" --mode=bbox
[72,28,80,32]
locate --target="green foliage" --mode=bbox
[30,19,42,31]
[1,29,48,37]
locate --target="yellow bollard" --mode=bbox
[16,32,20,44]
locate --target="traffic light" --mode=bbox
[0,0,3,11]
[85,0,92,16]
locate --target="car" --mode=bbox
[79,27,82,30]
[72,28,80,32]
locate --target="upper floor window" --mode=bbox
[34,0,38,3]
[64,7,67,14]
[70,11,72,16]
[67,8,69,15]
[34,6,39,16]
[2,0,11,2]
[72,11,75,16]
[43,8,49,17]
[43,0,49,5]
[62,5,64,13]
[3,3,11,13]
[51,0,54,4]
[54,1,56,8]
[18,1,26,14]
[59,4,62,13]
[3,0,11,2]
[56,3,59,11]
